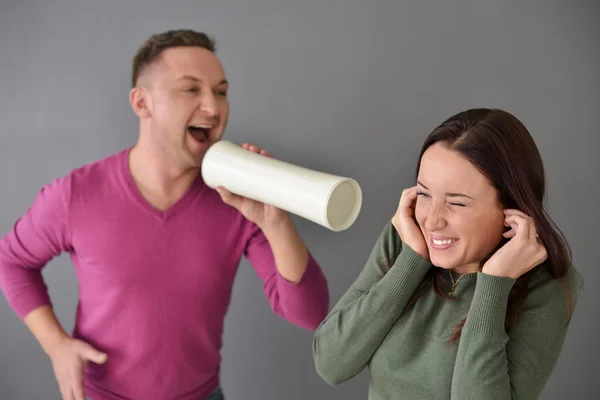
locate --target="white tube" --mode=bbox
[201,140,362,232]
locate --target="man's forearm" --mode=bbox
[261,216,309,284]
[23,305,70,356]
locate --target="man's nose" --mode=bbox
[199,91,217,116]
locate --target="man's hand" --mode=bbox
[216,142,290,230]
[47,336,107,400]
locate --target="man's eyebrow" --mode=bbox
[416,181,474,199]
[177,75,228,86]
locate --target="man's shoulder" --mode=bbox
[48,148,129,202]
[67,148,128,182]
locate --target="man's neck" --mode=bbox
[128,140,199,211]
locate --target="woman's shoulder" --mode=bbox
[529,264,581,294]
[524,264,581,320]
[373,218,403,255]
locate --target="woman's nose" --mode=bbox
[423,206,447,232]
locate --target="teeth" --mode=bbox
[190,124,212,129]
[433,238,457,245]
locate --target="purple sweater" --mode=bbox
[0,148,330,400]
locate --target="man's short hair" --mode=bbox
[131,29,216,87]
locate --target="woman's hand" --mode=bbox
[392,186,429,259]
[482,209,547,279]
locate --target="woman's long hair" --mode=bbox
[393,108,577,343]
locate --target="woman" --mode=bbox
[313,108,580,399]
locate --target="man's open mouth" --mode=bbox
[188,124,212,143]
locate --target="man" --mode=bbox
[0,29,330,400]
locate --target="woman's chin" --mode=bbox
[434,262,457,270]
[429,252,462,270]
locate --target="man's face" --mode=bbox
[132,46,230,170]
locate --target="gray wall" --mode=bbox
[1,1,598,399]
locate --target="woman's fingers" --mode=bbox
[504,214,536,239]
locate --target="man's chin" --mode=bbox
[182,148,206,169]
[192,154,206,168]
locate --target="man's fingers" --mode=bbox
[216,186,243,209]
[72,380,86,400]
[259,149,274,158]
[59,384,69,400]
[70,362,87,400]
[240,142,274,157]
[78,343,107,364]
[65,387,75,400]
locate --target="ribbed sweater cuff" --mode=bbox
[377,243,431,304]
[464,272,516,335]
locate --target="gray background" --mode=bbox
[0,0,598,399]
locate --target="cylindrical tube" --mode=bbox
[201,140,362,231]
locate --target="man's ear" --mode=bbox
[130,86,151,119]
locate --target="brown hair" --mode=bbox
[131,29,216,87]
[394,108,577,343]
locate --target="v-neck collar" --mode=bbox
[119,147,205,221]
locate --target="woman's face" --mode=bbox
[415,142,506,273]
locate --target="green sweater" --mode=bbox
[313,220,578,399]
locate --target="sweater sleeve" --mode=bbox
[451,268,579,400]
[243,223,330,331]
[312,220,432,385]
[0,175,73,319]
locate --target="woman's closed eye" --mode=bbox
[417,191,465,207]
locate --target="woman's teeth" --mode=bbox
[433,238,458,245]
